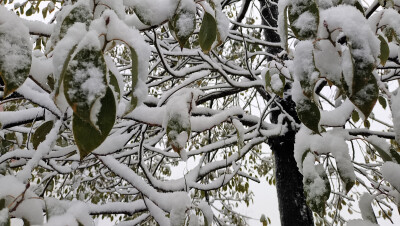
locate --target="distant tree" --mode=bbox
[0,0,400,226]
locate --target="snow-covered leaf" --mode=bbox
[170,0,196,49]
[0,8,32,97]
[288,0,319,40]
[64,45,107,125]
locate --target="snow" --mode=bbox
[123,0,179,26]
[359,193,377,223]
[391,88,400,145]
[347,219,379,226]
[293,11,317,37]
[0,6,32,95]
[0,176,43,225]
[381,162,400,192]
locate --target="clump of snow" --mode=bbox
[293,11,317,37]
[359,193,377,223]
[0,6,32,93]
[381,162,400,192]
[124,0,179,26]
[0,176,43,225]
[391,89,400,145]
[347,219,378,226]
[319,5,379,67]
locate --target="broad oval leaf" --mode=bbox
[171,10,196,49]
[296,98,320,134]
[0,27,32,97]
[32,120,54,150]
[199,12,217,53]
[73,86,116,159]
[63,46,107,124]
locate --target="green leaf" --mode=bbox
[108,70,121,102]
[296,98,320,134]
[288,1,319,40]
[390,148,400,164]
[378,35,390,66]
[378,95,387,109]
[283,6,289,51]
[351,110,360,123]
[32,121,54,150]
[22,218,31,226]
[26,6,33,16]
[354,1,365,15]
[0,28,32,97]
[349,64,378,119]
[337,166,355,193]
[0,198,10,226]
[0,199,4,209]
[199,12,217,53]
[124,47,139,115]
[171,4,196,49]
[73,87,116,159]
[64,46,107,124]
[371,144,392,162]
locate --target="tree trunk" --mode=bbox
[259,1,314,225]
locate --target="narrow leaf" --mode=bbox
[378,35,390,66]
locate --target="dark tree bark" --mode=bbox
[259,1,314,225]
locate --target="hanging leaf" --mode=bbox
[73,87,116,159]
[199,12,217,53]
[351,110,360,123]
[378,35,390,66]
[378,95,387,109]
[0,26,32,97]
[170,1,196,49]
[32,121,54,150]
[63,46,108,125]
[124,47,139,115]
[337,165,355,193]
[296,98,320,133]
